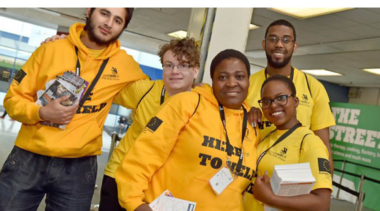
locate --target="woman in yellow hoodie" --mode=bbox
[115,49,259,211]
[244,75,332,211]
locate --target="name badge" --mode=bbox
[209,167,234,195]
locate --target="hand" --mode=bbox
[135,203,152,211]
[252,172,275,205]
[39,95,78,125]
[248,106,262,128]
[40,34,68,45]
[120,123,125,127]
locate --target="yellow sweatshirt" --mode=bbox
[3,23,148,158]
[115,84,259,211]
[105,79,168,178]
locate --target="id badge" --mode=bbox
[209,166,234,195]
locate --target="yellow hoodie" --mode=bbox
[3,23,148,158]
[115,84,259,211]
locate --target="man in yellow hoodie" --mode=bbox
[0,8,147,211]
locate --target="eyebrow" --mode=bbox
[101,9,124,24]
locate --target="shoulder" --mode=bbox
[298,127,326,149]
[34,39,73,56]
[167,92,200,105]
[294,68,324,89]
[249,69,265,83]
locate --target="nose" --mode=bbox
[274,39,284,48]
[105,17,113,28]
[171,65,180,74]
[269,99,278,109]
[226,78,237,87]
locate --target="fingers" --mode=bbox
[56,95,71,102]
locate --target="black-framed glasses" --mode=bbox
[266,36,294,44]
[258,94,295,109]
[162,63,192,70]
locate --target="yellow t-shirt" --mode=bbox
[105,79,169,178]
[243,126,332,211]
[246,68,336,140]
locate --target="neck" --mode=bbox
[80,31,106,50]
[165,87,191,97]
[277,117,299,130]
[266,63,292,77]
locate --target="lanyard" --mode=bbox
[75,46,109,108]
[218,103,247,175]
[265,66,294,81]
[160,86,165,105]
[255,122,302,176]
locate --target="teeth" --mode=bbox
[274,53,283,56]
[226,92,238,96]
[271,111,283,116]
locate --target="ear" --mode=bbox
[261,39,266,51]
[293,41,298,53]
[193,67,200,79]
[86,8,92,18]
[294,96,299,108]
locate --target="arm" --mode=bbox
[314,127,334,174]
[115,93,199,210]
[113,79,153,109]
[4,47,76,124]
[253,174,330,211]
[309,78,335,174]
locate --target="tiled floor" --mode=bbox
[0,116,374,211]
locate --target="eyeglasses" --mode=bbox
[163,63,192,70]
[266,36,294,45]
[258,94,295,109]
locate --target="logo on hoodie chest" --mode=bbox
[102,67,120,80]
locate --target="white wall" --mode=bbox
[348,87,380,106]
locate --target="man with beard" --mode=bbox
[0,8,147,210]
[245,19,335,171]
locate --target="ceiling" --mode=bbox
[1,8,380,87]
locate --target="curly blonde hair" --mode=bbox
[158,37,200,68]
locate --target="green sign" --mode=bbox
[330,102,380,211]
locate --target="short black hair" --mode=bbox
[265,19,296,42]
[86,8,134,30]
[210,49,250,79]
[261,75,296,97]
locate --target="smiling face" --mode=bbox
[162,50,199,96]
[212,58,249,109]
[85,8,127,47]
[262,25,297,69]
[261,80,299,130]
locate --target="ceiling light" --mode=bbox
[249,24,260,30]
[269,8,353,19]
[363,68,380,75]
[167,30,187,39]
[302,69,342,76]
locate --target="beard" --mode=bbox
[266,50,293,69]
[85,17,123,46]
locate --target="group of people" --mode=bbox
[0,8,335,211]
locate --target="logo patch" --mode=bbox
[146,117,163,132]
[281,147,287,155]
[102,67,120,80]
[302,94,308,101]
[318,158,331,174]
[13,69,27,84]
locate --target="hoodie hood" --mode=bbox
[193,84,250,110]
[67,23,122,60]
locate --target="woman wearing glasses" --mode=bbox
[245,75,332,211]
[116,49,259,211]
